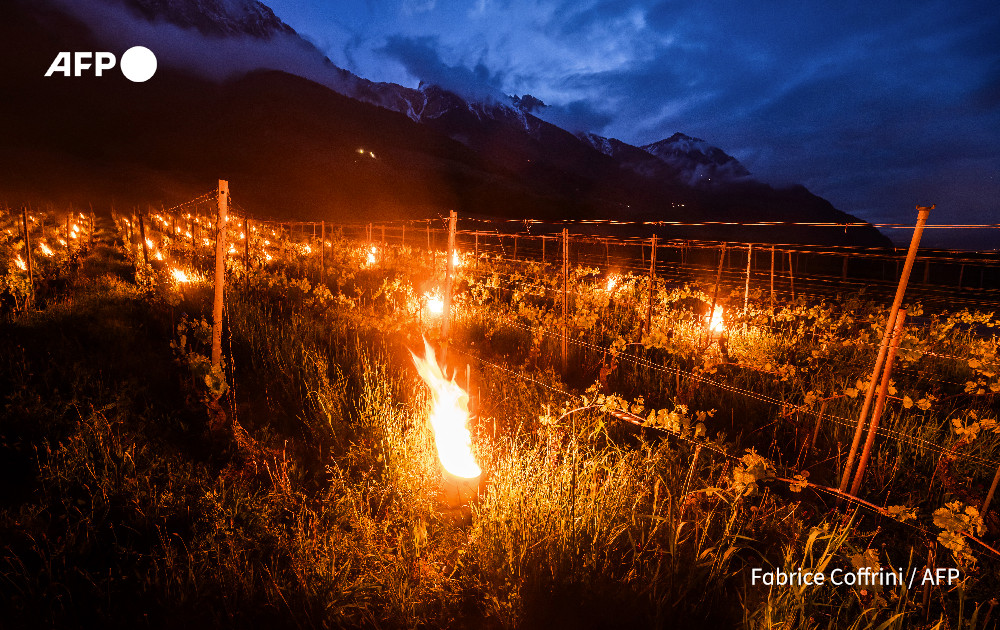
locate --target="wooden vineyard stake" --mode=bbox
[244,217,250,279]
[842,256,848,281]
[319,220,325,283]
[441,211,457,354]
[66,212,72,256]
[646,235,656,334]
[211,180,229,369]
[541,235,545,263]
[744,243,752,312]
[923,259,930,284]
[426,221,431,252]
[475,232,479,267]
[982,462,1000,518]
[788,251,796,301]
[770,245,775,311]
[840,205,931,495]
[849,309,907,496]
[401,223,405,247]
[562,228,569,374]
[513,234,518,261]
[138,211,149,266]
[20,206,34,309]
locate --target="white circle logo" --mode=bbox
[120,46,157,83]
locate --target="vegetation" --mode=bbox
[0,207,997,629]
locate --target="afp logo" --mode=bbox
[44,46,157,83]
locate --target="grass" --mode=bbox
[0,216,997,628]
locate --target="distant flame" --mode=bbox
[410,339,482,479]
[145,238,154,249]
[14,255,26,271]
[606,274,620,291]
[452,251,461,267]
[708,305,724,333]
[155,251,163,261]
[38,242,54,257]
[425,290,444,314]
[171,268,191,283]
[367,246,378,265]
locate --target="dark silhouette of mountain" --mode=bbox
[0,0,890,247]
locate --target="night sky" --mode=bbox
[265,0,1000,241]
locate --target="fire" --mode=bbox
[708,305,725,333]
[410,339,482,479]
[154,251,163,261]
[14,255,27,271]
[367,246,378,265]
[452,251,461,267]
[302,244,312,254]
[171,268,191,283]
[145,238,154,249]
[38,242,54,257]
[606,274,620,291]
[425,290,444,314]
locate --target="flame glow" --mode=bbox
[606,274,620,291]
[155,251,163,261]
[410,339,482,479]
[14,255,26,271]
[367,246,378,265]
[38,242,54,257]
[425,290,444,314]
[709,305,725,333]
[171,268,191,283]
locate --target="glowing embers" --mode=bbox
[409,339,482,479]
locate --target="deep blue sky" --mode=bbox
[265,0,1000,242]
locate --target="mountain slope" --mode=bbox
[0,0,889,246]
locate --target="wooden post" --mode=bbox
[646,235,656,333]
[842,256,848,281]
[849,309,907,496]
[840,205,931,494]
[788,251,796,301]
[66,212,71,255]
[381,224,385,249]
[426,221,431,251]
[475,232,479,267]
[244,217,250,277]
[770,245,775,310]
[138,211,149,266]
[982,462,1000,518]
[922,259,930,284]
[320,220,325,283]
[20,207,34,309]
[211,180,229,370]
[562,228,569,374]
[401,223,405,247]
[744,243,752,312]
[957,264,965,291]
[442,211,457,348]
[541,235,545,263]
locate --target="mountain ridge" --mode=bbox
[0,0,890,247]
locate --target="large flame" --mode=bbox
[708,305,725,333]
[410,339,482,479]
[425,290,444,314]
